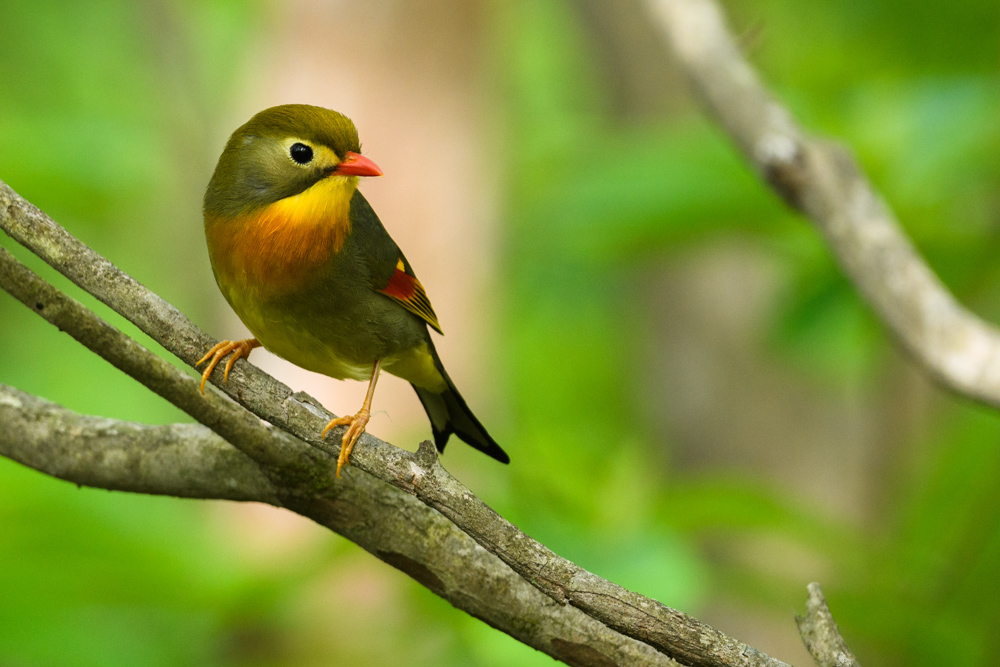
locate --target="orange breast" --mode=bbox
[206,176,357,296]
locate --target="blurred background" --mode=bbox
[1,0,998,665]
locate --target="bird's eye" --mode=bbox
[290,142,313,164]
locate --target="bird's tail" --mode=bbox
[411,340,509,464]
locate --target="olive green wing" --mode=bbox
[350,190,443,334]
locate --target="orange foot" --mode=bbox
[196,338,261,394]
[321,360,382,478]
[322,409,371,478]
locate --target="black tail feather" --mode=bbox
[411,342,509,464]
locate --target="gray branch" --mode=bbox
[647,0,1000,408]
[0,384,672,667]
[0,384,279,502]
[1,178,802,666]
[795,584,861,667]
[0,182,804,665]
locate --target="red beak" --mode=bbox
[334,151,383,177]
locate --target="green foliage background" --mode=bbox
[1,0,998,665]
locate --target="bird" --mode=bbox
[197,104,509,476]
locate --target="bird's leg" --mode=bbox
[196,338,261,394]
[323,360,382,477]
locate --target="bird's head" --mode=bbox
[204,104,382,218]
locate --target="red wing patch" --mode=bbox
[379,259,443,334]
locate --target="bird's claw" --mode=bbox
[323,409,371,477]
[196,338,260,394]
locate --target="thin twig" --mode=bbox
[795,584,861,667]
[647,0,1000,409]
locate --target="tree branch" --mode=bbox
[0,384,675,667]
[0,384,278,502]
[795,584,861,667]
[0,239,676,667]
[0,246,318,475]
[647,0,1000,409]
[1,180,800,666]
